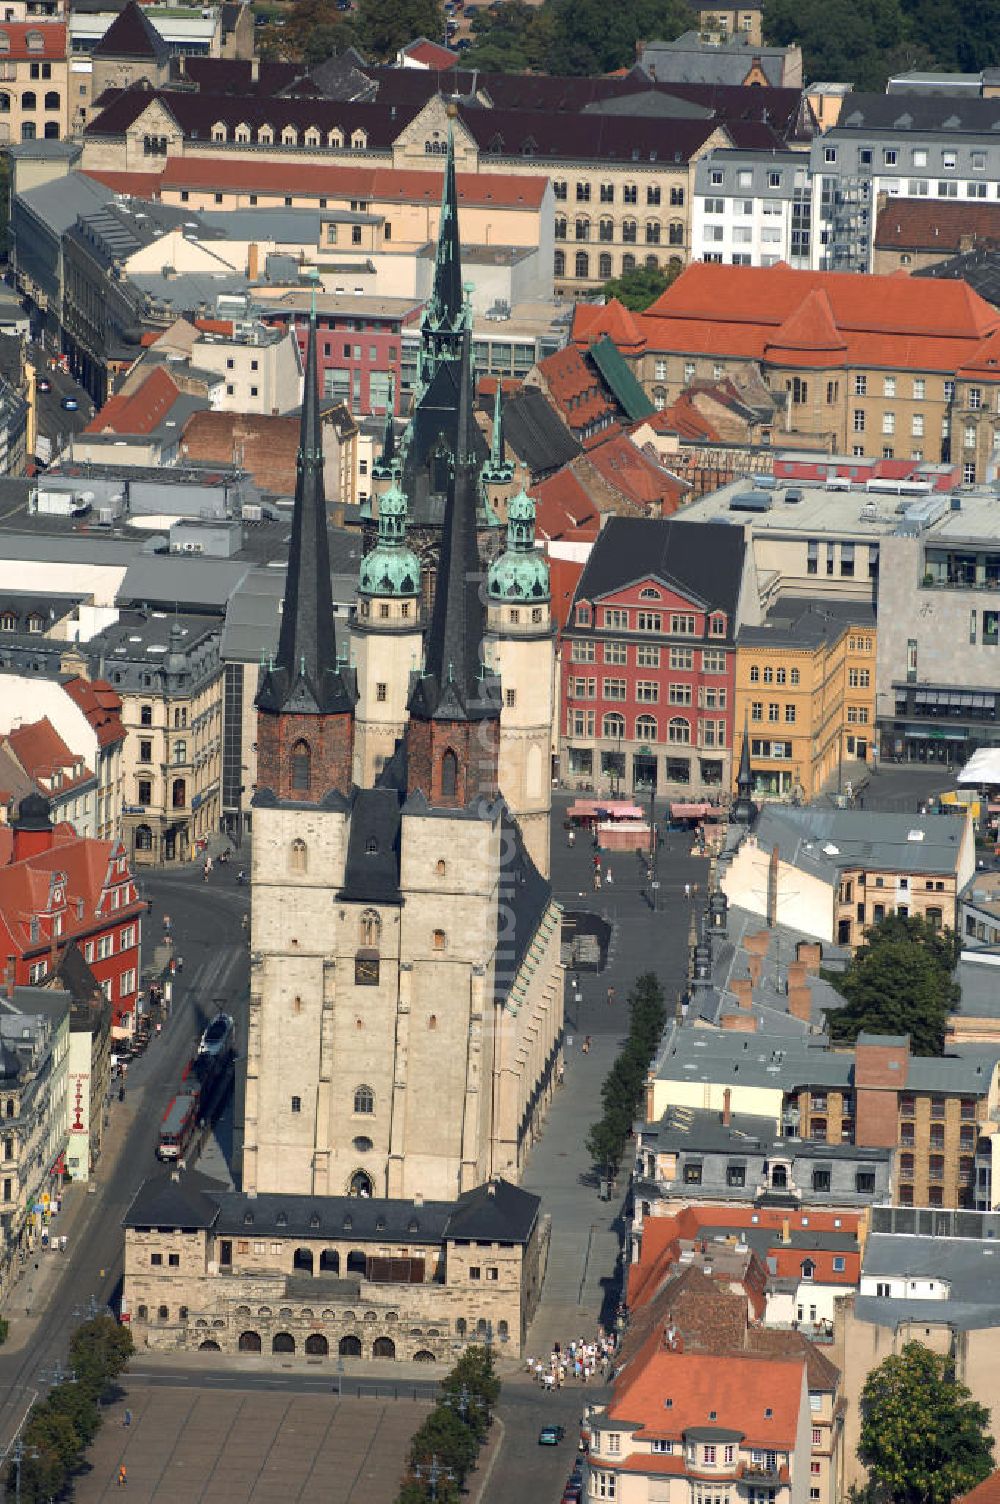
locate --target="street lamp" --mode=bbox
[412,1455,456,1501]
[335,1357,345,1398]
[38,1362,77,1389]
[7,1438,40,1504]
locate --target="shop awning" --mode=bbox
[670,801,714,818]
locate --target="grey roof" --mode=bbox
[575,518,745,638]
[915,247,1000,310]
[17,172,113,238]
[857,1230,1000,1328]
[117,557,251,613]
[749,805,968,881]
[130,270,251,312]
[123,1168,228,1231]
[8,140,81,162]
[834,92,1000,136]
[445,1177,540,1243]
[956,956,1000,1020]
[501,387,580,477]
[738,598,876,651]
[637,33,792,88]
[339,785,403,905]
[215,1190,453,1243]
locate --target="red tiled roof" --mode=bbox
[585,431,689,515]
[537,346,615,434]
[875,198,1000,253]
[400,37,460,69]
[0,827,141,962]
[641,262,1000,372]
[137,154,548,210]
[629,1207,864,1309]
[766,287,847,356]
[181,408,300,494]
[547,555,586,631]
[84,366,181,437]
[606,1346,806,1450]
[573,298,648,354]
[957,325,1000,378]
[62,676,125,750]
[533,467,601,542]
[959,1469,1000,1504]
[83,169,163,198]
[5,719,91,794]
[651,392,722,442]
[0,21,66,58]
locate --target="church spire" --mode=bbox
[416,113,470,392]
[410,328,497,723]
[256,303,354,718]
[732,711,757,825]
[372,375,397,482]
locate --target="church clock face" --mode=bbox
[355,955,380,986]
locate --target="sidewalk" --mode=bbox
[0,1098,136,1353]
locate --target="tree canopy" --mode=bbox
[825,913,959,1056]
[586,972,668,1175]
[857,1342,994,1504]
[600,262,681,311]
[261,0,443,63]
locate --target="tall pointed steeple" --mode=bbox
[405,330,500,807]
[257,301,354,718]
[416,113,470,392]
[371,375,397,483]
[254,301,356,805]
[732,711,757,825]
[482,378,514,487]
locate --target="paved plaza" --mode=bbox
[72,1387,427,1504]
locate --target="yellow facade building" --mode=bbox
[734,602,877,801]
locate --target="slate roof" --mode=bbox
[444,1177,540,1244]
[338,785,403,905]
[123,1168,227,1230]
[93,1,167,61]
[85,87,407,150]
[835,91,1000,135]
[752,804,969,880]
[573,516,745,628]
[916,248,1000,311]
[500,387,580,477]
[637,34,794,89]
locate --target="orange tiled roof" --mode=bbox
[651,393,722,442]
[641,262,1000,373]
[84,169,162,198]
[0,21,66,57]
[62,676,125,750]
[573,298,648,353]
[84,366,181,437]
[533,467,601,542]
[0,828,141,960]
[5,719,92,793]
[537,346,615,434]
[117,154,550,209]
[605,1345,806,1450]
[585,431,688,514]
[400,37,460,69]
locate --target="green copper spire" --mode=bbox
[487,485,550,603]
[358,478,421,599]
[482,378,514,486]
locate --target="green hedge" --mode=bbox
[395,1345,501,1504]
[586,972,667,1177]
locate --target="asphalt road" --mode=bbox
[0,862,249,1452]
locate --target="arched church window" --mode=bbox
[290,839,307,874]
[354,1084,375,1115]
[441,748,458,798]
[360,909,380,948]
[291,740,311,792]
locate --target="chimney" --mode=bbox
[781,1218,791,1245]
[748,953,762,986]
[250,55,260,83]
[646,1071,656,1120]
[796,941,822,975]
[767,844,780,926]
[732,977,753,1009]
[247,242,259,281]
[788,984,812,1022]
[722,1012,758,1032]
[722,1087,732,1127]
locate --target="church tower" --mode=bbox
[481,380,517,524]
[245,303,358,1197]
[351,477,423,787]
[485,486,554,877]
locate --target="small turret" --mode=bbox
[487,486,549,604]
[358,479,421,600]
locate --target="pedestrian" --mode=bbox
[592,855,601,873]
[605,867,613,886]
[118,1465,127,1488]
[684,882,691,900]
[176,956,183,973]
[593,871,601,891]
[567,828,575,847]
[693,882,699,898]
[607,986,615,1006]
[582,1035,591,1054]
[124,1409,132,1428]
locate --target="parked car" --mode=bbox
[61,396,79,410]
[36,377,51,392]
[562,1483,583,1504]
[538,1425,566,1446]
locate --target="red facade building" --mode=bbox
[559,517,746,798]
[0,795,144,1033]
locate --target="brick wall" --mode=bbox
[406,716,499,808]
[256,708,354,802]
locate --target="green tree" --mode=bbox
[259,0,358,63]
[858,1342,993,1504]
[763,0,909,91]
[826,914,959,1056]
[601,262,680,311]
[541,0,692,74]
[409,1403,478,1483]
[356,0,445,59]
[69,1315,134,1398]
